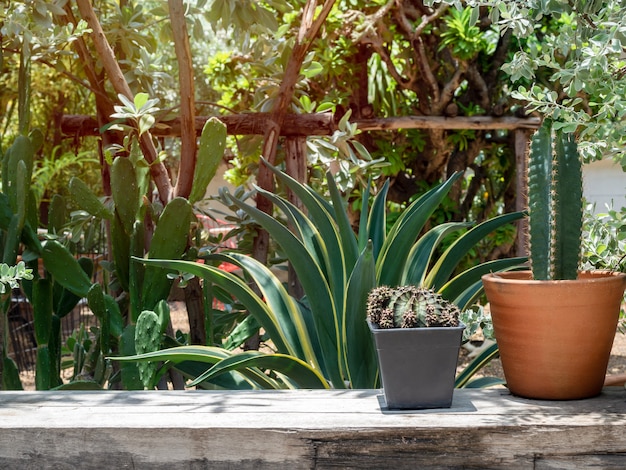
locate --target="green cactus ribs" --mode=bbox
[367,285,461,329]
[527,119,583,281]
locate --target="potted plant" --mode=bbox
[481,119,626,400]
[367,285,465,410]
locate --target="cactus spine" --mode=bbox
[367,285,460,329]
[134,301,169,389]
[527,119,583,280]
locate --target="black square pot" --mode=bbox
[368,322,465,410]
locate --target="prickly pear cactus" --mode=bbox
[367,285,460,329]
[135,310,162,389]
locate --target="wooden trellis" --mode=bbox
[61,112,540,257]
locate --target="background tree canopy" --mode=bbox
[1,0,625,252]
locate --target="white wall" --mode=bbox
[583,158,626,213]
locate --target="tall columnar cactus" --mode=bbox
[367,285,461,329]
[527,119,583,280]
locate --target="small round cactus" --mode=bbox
[367,285,460,329]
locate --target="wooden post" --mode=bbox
[285,136,308,298]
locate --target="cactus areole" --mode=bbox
[527,119,583,280]
[366,285,461,329]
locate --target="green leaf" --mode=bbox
[377,173,462,286]
[141,198,193,310]
[2,357,23,390]
[425,211,524,290]
[135,92,158,111]
[187,351,329,389]
[134,258,296,356]
[455,342,500,388]
[253,188,329,277]
[112,345,290,389]
[225,189,344,387]
[327,173,359,271]
[189,118,227,204]
[343,241,378,388]
[138,113,155,135]
[41,240,93,298]
[402,222,471,286]
[358,180,372,251]
[210,252,318,368]
[302,61,323,78]
[440,257,527,309]
[69,177,112,220]
[261,162,348,289]
[367,179,389,259]
[111,157,139,235]
[463,376,506,388]
[223,315,261,350]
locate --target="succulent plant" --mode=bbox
[527,119,583,280]
[367,285,461,329]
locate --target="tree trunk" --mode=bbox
[184,276,206,346]
[169,0,197,200]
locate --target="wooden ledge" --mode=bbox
[1,388,626,468]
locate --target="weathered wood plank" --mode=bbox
[60,113,337,137]
[60,114,541,138]
[1,388,626,469]
[356,115,542,131]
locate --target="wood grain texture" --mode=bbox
[60,114,541,138]
[1,388,625,469]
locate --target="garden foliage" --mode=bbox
[117,163,525,389]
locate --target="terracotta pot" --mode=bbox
[482,270,626,400]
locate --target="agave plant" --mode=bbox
[115,162,525,390]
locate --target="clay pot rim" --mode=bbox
[482,270,626,286]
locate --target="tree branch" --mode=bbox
[429,58,468,116]
[414,2,449,36]
[465,63,490,112]
[58,4,109,103]
[169,0,196,200]
[254,0,336,263]
[75,0,172,205]
[414,36,440,110]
